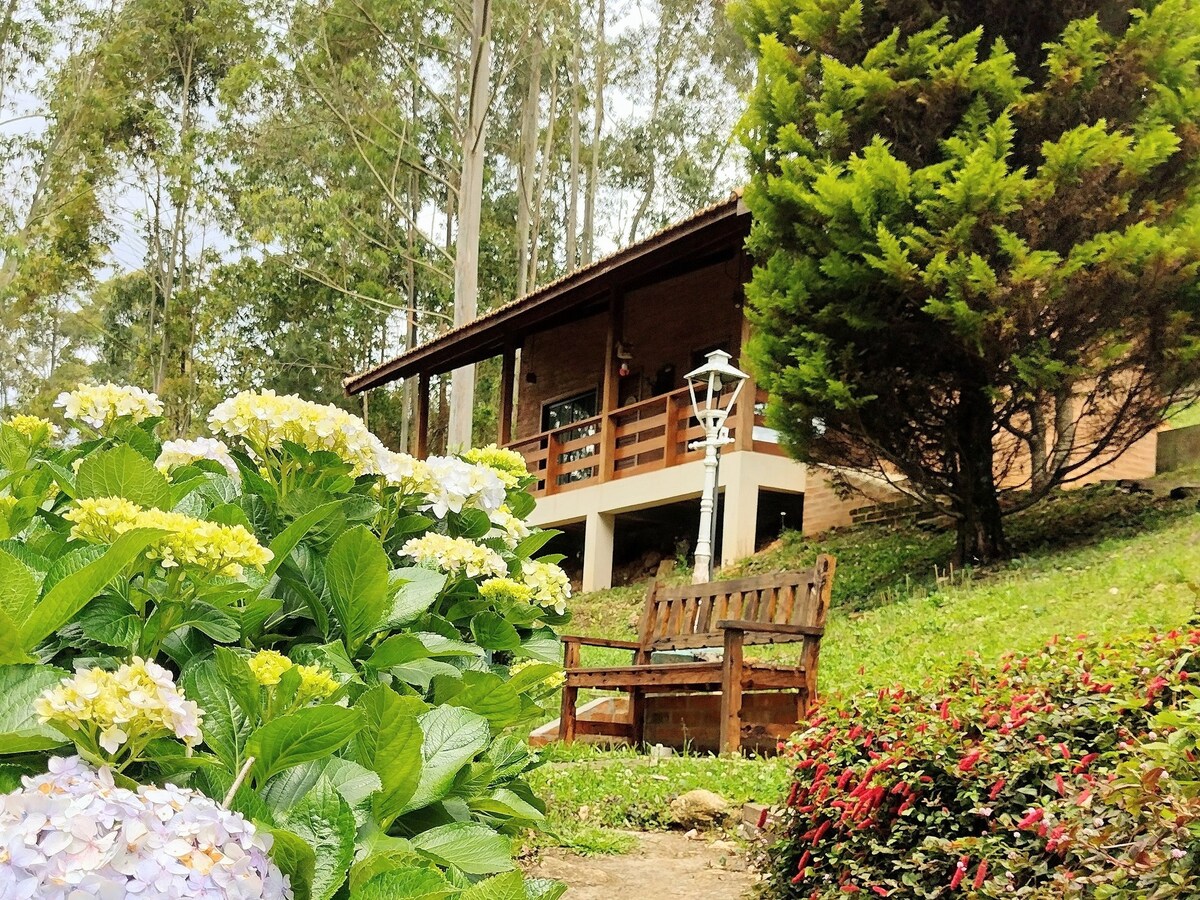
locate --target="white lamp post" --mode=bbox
[686,349,749,584]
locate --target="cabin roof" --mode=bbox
[343,189,750,395]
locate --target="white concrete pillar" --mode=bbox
[582,511,615,592]
[720,454,759,567]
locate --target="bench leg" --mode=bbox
[720,628,745,755]
[629,688,645,749]
[560,684,578,745]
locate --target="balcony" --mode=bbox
[507,386,782,498]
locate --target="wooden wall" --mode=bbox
[514,258,745,440]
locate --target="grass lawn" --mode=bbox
[528,479,1200,854]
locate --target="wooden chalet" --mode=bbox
[346,191,1159,590]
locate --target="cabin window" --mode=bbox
[542,390,598,432]
[542,390,599,487]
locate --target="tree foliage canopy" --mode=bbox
[733,0,1200,561]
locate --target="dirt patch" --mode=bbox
[526,830,756,899]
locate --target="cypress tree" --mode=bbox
[732,0,1200,562]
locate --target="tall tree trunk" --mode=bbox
[581,0,605,264]
[515,31,542,299]
[528,60,559,291]
[448,0,492,450]
[954,386,1008,565]
[565,38,581,271]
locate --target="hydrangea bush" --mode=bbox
[763,629,1200,898]
[0,386,570,900]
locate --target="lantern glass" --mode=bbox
[685,350,749,424]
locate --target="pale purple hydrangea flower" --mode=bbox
[0,757,291,899]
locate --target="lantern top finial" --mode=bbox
[685,349,749,387]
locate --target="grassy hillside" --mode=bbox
[564,478,1200,697]
[530,477,1199,854]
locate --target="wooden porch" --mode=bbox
[507,384,783,499]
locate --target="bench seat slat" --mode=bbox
[566,661,806,690]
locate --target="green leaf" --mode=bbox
[0,548,37,629]
[75,444,171,509]
[262,499,346,583]
[182,659,253,771]
[453,508,492,539]
[325,525,390,652]
[0,664,70,753]
[448,673,522,729]
[471,612,522,651]
[248,705,362,786]
[353,686,426,828]
[516,630,562,663]
[22,527,165,648]
[459,871,529,900]
[264,825,316,900]
[525,879,566,900]
[77,596,142,650]
[505,490,535,519]
[513,530,558,560]
[385,567,447,627]
[277,777,357,900]
[211,647,261,720]
[180,602,240,643]
[410,822,514,875]
[403,706,490,815]
[353,866,457,900]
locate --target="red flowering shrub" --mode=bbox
[763,629,1200,898]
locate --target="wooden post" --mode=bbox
[499,343,516,446]
[560,640,581,744]
[720,626,745,755]
[598,289,623,482]
[415,372,430,459]
[798,555,836,718]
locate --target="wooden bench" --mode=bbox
[559,555,835,754]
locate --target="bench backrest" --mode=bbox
[637,555,836,653]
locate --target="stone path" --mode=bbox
[526,830,756,899]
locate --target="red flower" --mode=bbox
[958,751,982,772]
[1017,808,1045,829]
[1073,753,1098,773]
[949,856,969,889]
[973,860,988,889]
[988,777,1006,800]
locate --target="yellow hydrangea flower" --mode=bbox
[400,533,508,580]
[295,664,339,702]
[4,414,59,444]
[248,650,338,703]
[522,560,572,615]
[462,444,529,487]
[207,389,384,477]
[479,577,534,606]
[54,383,163,429]
[63,497,273,577]
[248,649,293,686]
[35,657,203,755]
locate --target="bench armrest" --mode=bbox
[715,620,824,638]
[560,634,642,650]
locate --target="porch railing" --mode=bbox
[507,386,782,498]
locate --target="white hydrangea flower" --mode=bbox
[522,559,572,615]
[54,384,164,429]
[489,506,530,549]
[422,456,506,518]
[0,756,291,899]
[156,437,241,481]
[400,532,508,579]
[207,389,381,476]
